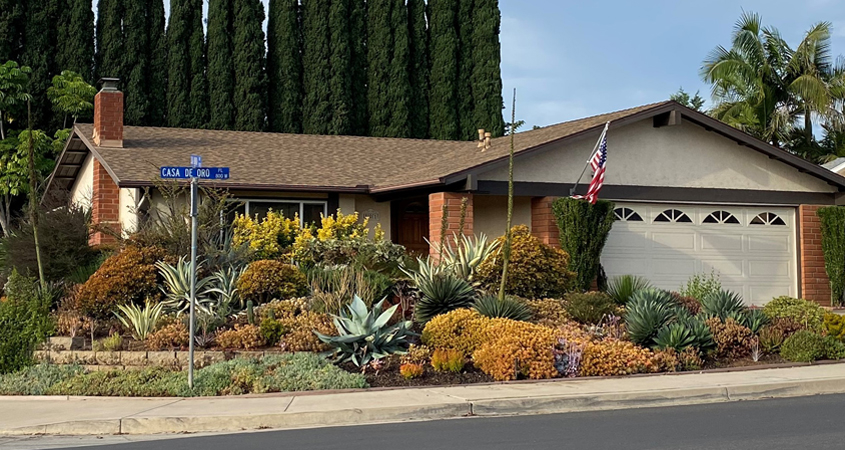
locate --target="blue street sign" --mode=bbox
[191,154,202,168]
[160,167,230,180]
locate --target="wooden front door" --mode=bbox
[392,197,430,256]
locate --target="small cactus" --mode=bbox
[247,300,255,325]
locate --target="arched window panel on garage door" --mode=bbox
[750,212,786,226]
[703,210,740,224]
[614,207,643,222]
[654,209,692,223]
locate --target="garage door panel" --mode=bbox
[603,203,796,305]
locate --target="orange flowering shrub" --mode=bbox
[431,349,465,373]
[216,324,265,350]
[77,246,167,319]
[473,326,559,381]
[580,338,660,377]
[420,309,490,357]
[400,363,425,380]
[146,321,189,351]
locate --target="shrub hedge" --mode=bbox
[818,206,845,306]
[552,198,615,292]
[237,260,308,305]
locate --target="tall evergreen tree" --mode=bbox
[428,0,459,140]
[328,0,353,135]
[0,0,24,64]
[456,0,475,141]
[232,0,266,131]
[57,0,95,82]
[95,0,124,83]
[470,0,504,137]
[123,0,151,125]
[187,0,208,128]
[302,0,332,135]
[166,0,192,127]
[368,0,410,137]
[147,0,167,126]
[267,0,303,133]
[407,0,429,139]
[387,0,411,138]
[22,0,60,130]
[349,0,368,135]
[207,0,236,130]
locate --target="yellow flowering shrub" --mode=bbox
[233,211,301,259]
[216,324,265,350]
[316,210,369,241]
[421,309,491,357]
[473,321,559,381]
[580,338,660,377]
[526,298,570,328]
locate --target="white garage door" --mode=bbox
[601,203,797,306]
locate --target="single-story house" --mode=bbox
[46,80,845,306]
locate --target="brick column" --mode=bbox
[531,197,560,247]
[799,205,831,306]
[428,192,473,259]
[90,159,120,246]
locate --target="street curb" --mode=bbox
[4,377,845,436]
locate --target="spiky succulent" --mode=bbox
[473,294,532,322]
[315,295,416,367]
[624,288,677,346]
[738,308,770,334]
[114,301,164,341]
[701,290,747,321]
[413,273,476,324]
[607,275,652,305]
[653,322,696,352]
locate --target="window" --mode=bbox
[614,207,643,222]
[654,209,692,223]
[703,210,740,224]
[750,212,786,226]
[228,199,328,226]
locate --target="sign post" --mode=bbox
[160,156,229,390]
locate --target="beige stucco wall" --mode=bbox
[338,194,392,240]
[479,120,836,193]
[119,188,141,235]
[473,195,532,239]
[69,153,94,208]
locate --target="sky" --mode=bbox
[156,0,845,129]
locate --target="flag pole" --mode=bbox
[570,122,610,196]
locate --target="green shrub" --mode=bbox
[823,336,845,360]
[414,272,475,324]
[564,291,616,324]
[701,290,747,321]
[780,331,826,362]
[237,260,308,305]
[679,271,721,301]
[94,333,124,352]
[824,313,845,341]
[472,294,532,321]
[624,289,677,346]
[76,246,167,320]
[259,317,287,346]
[476,225,575,299]
[0,275,55,374]
[552,198,615,292]
[607,275,652,305]
[818,206,845,306]
[763,296,825,333]
[0,364,84,395]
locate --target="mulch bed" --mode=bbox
[705,354,786,369]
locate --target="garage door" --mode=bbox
[601,203,797,305]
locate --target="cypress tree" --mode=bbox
[471,0,504,137]
[232,0,267,131]
[407,0,429,139]
[386,0,411,138]
[0,0,24,64]
[22,0,60,130]
[166,0,192,127]
[123,0,151,125]
[328,0,353,135]
[57,0,95,82]
[302,0,332,135]
[95,0,124,83]
[428,0,459,140]
[207,0,236,130]
[187,0,208,128]
[349,0,368,135]
[456,0,475,141]
[147,0,167,126]
[267,0,303,133]
[367,0,393,137]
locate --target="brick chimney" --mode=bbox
[92,78,123,148]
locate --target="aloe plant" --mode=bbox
[203,265,246,310]
[156,257,214,314]
[115,301,164,341]
[315,295,415,367]
[439,233,500,283]
[473,294,532,321]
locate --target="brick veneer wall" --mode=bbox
[798,204,831,306]
[90,159,120,246]
[428,192,473,258]
[92,89,123,147]
[531,197,560,247]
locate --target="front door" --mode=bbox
[392,197,430,256]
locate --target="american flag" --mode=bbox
[573,131,607,204]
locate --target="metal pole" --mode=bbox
[569,122,610,196]
[188,177,198,389]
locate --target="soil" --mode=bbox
[341,357,495,388]
[705,354,786,369]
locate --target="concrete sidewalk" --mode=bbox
[3,363,845,436]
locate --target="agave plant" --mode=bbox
[625,289,677,346]
[439,233,500,283]
[413,272,476,324]
[115,301,164,341]
[607,275,652,305]
[473,294,532,321]
[315,295,415,367]
[156,257,214,314]
[738,308,770,334]
[701,290,747,321]
[683,316,716,353]
[400,256,446,287]
[653,322,696,352]
[204,265,246,310]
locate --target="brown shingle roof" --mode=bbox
[71,101,672,192]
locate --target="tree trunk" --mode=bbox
[0,195,10,237]
[27,100,46,289]
[805,108,813,144]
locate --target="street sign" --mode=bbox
[160,166,230,180]
[191,154,202,168]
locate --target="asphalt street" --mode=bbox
[7,393,845,450]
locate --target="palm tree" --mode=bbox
[701,12,845,152]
